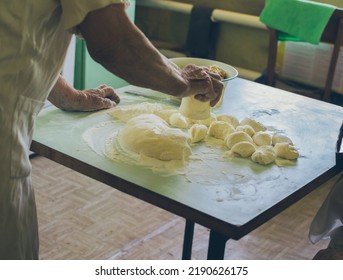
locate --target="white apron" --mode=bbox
[0,0,125,259]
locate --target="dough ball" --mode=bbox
[188,124,208,143]
[208,121,235,140]
[272,133,294,145]
[231,141,256,158]
[216,114,239,128]
[274,143,299,160]
[195,112,217,127]
[225,131,253,149]
[236,125,255,137]
[251,146,276,165]
[179,95,210,120]
[155,108,179,122]
[253,131,272,146]
[169,112,190,128]
[240,117,267,132]
[118,114,192,161]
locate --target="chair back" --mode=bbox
[266,8,343,102]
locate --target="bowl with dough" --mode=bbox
[169,57,238,87]
[169,57,238,108]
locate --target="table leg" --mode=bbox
[182,219,195,260]
[207,230,229,260]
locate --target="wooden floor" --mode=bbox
[31,155,337,260]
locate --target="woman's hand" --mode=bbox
[48,75,120,112]
[180,64,224,107]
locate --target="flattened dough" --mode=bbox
[225,131,254,149]
[231,141,256,158]
[188,124,208,143]
[251,146,276,165]
[216,114,239,128]
[240,117,267,132]
[169,112,190,128]
[208,120,235,140]
[274,142,299,160]
[272,133,293,145]
[236,125,255,137]
[253,131,272,146]
[118,114,192,161]
[195,112,217,126]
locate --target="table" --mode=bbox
[31,78,343,259]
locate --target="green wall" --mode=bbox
[74,1,136,90]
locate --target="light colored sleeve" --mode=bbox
[60,0,129,30]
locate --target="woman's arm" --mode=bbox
[77,3,223,106]
[48,75,120,111]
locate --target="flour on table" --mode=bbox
[108,102,177,122]
[83,101,300,176]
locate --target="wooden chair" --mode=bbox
[266,8,343,102]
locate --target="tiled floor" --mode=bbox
[31,155,336,260]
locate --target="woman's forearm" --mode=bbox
[78,4,189,97]
[78,4,223,105]
[48,75,119,111]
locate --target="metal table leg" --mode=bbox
[207,230,229,260]
[182,219,195,260]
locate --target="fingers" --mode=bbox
[201,68,223,106]
[96,85,121,104]
[76,85,120,111]
[93,96,118,110]
[210,80,224,107]
[181,65,224,106]
[191,75,223,106]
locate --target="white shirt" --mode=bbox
[0,0,127,259]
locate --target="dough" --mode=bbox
[216,114,239,128]
[274,142,299,160]
[195,112,217,126]
[108,102,175,122]
[179,95,210,120]
[188,124,208,143]
[251,146,276,165]
[236,125,255,137]
[224,131,254,149]
[253,131,272,146]
[155,108,179,122]
[208,120,235,140]
[272,133,294,145]
[118,114,192,161]
[240,117,267,132]
[169,112,190,128]
[231,141,256,158]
